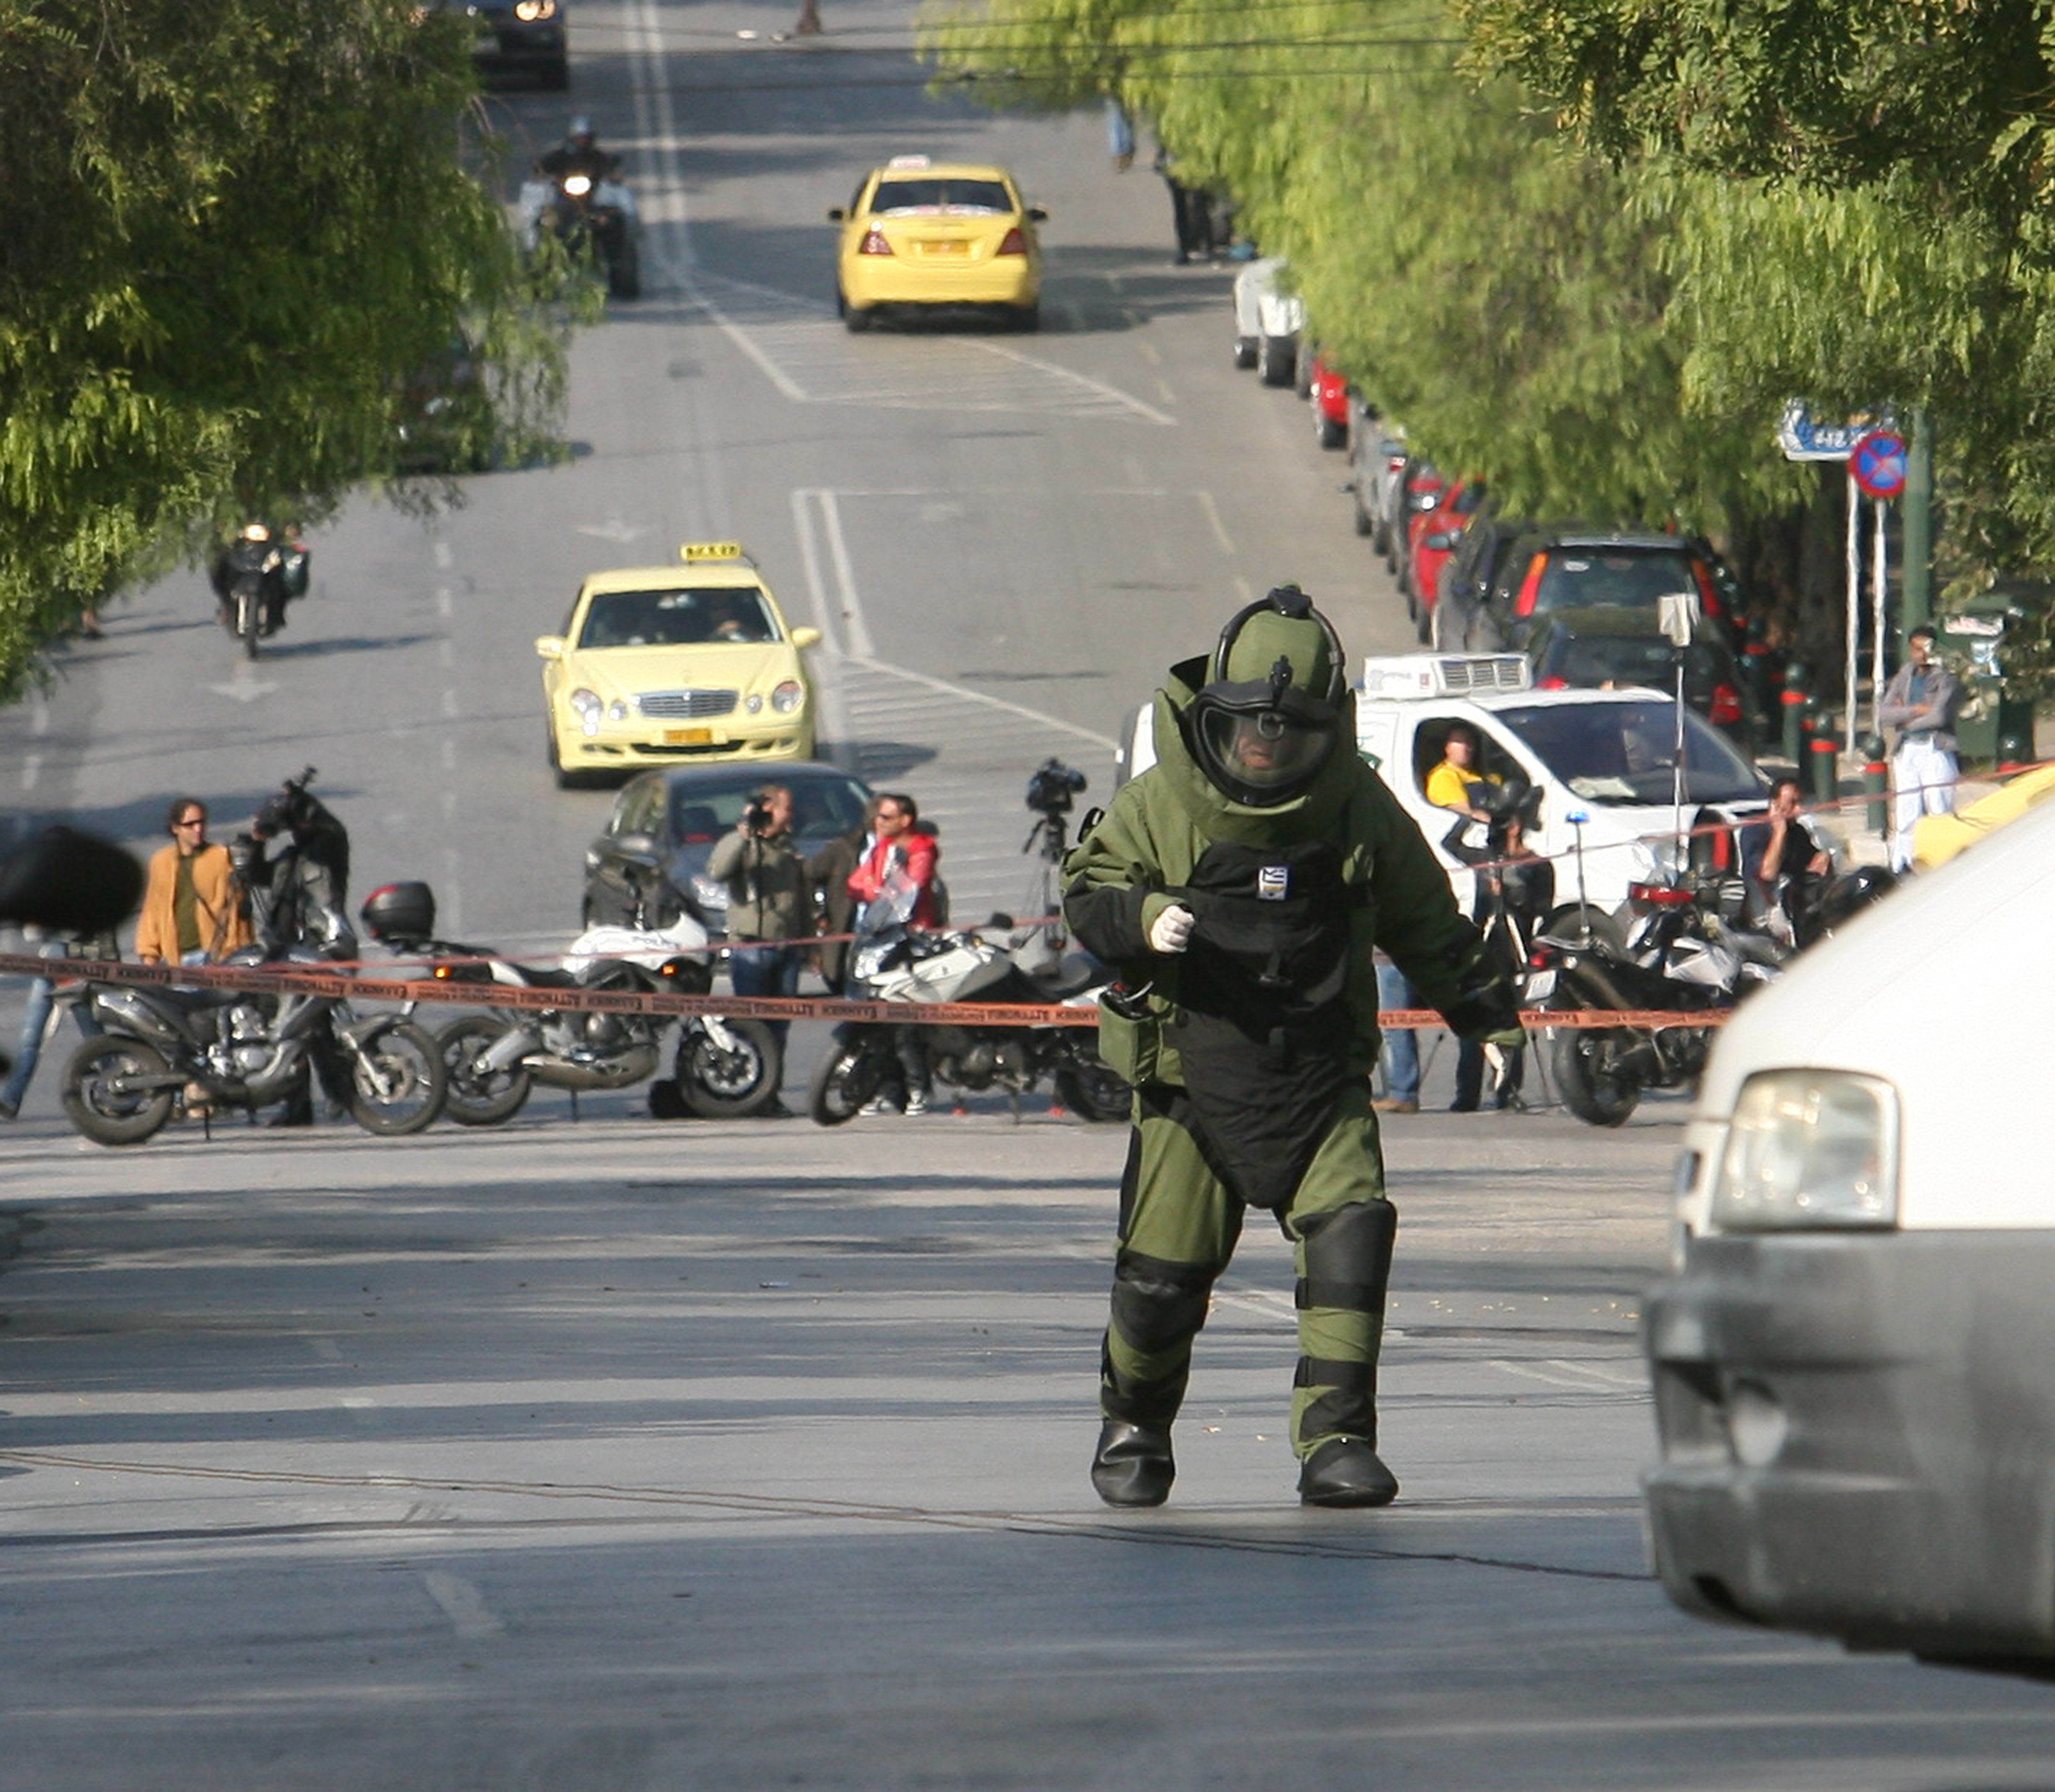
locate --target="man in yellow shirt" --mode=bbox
[1423,723,1500,821]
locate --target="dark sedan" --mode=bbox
[581,763,873,934]
[1517,605,1767,758]
[439,0,569,89]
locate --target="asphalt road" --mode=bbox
[5,3,2055,1785]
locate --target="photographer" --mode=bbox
[707,786,808,1087]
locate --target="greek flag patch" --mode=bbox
[1256,865,1290,901]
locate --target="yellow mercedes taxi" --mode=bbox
[536,543,822,787]
[830,155,1045,332]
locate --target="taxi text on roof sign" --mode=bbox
[887,155,932,170]
[679,541,747,564]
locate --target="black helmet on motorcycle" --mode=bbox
[569,114,595,147]
[1185,584,1347,806]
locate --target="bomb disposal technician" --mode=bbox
[1063,588,1522,1508]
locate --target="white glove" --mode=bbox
[1148,904,1196,954]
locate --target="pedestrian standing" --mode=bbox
[1879,625,1962,874]
[707,784,809,1044]
[134,798,252,967]
[1063,585,1522,1509]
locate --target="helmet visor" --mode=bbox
[1190,695,1337,803]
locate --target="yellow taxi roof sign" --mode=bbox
[679,541,748,564]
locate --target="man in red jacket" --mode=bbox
[844,791,939,1113]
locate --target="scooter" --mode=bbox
[358,882,778,1124]
[806,866,1129,1125]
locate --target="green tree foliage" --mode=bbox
[1460,0,2055,692]
[918,1,1806,540]
[0,0,577,694]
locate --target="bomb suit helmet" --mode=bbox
[1185,584,1348,807]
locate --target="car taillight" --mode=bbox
[1535,674,1568,690]
[996,227,1028,257]
[1710,683,1742,725]
[1513,552,1546,617]
[1628,882,1696,908]
[859,229,893,256]
[1692,559,1720,618]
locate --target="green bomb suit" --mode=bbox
[1064,656,1505,1507]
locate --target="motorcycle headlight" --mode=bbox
[771,680,805,714]
[1708,1070,1900,1232]
[563,173,593,198]
[569,687,604,737]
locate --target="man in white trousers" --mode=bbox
[1878,624,1962,874]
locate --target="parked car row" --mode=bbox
[1223,273,1775,762]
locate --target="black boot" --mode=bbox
[1090,1419,1175,1508]
[1298,1437,1398,1508]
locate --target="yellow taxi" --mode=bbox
[830,155,1045,332]
[536,543,822,787]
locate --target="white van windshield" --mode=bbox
[1495,699,1764,805]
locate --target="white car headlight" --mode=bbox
[569,687,603,737]
[1709,1070,1900,1232]
[771,680,805,714]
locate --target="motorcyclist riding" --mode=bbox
[537,116,619,184]
[1063,584,1523,1508]
[209,523,305,637]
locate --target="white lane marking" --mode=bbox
[841,655,1115,751]
[434,541,453,570]
[436,587,454,620]
[960,338,1177,427]
[31,698,50,737]
[420,1569,505,1640]
[1196,488,1236,557]
[1487,1358,1647,1392]
[20,752,40,791]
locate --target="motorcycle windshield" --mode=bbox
[855,862,922,938]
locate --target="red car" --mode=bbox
[1404,478,1485,642]
[1307,354,1350,450]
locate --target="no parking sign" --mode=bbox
[1851,429,1908,501]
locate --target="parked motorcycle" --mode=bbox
[807,867,1129,1125]
[60,945,446,1145]
[1526,874,1783,1128]
[521,164,640,299]
[357,883,778,1124]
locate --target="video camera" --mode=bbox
[743,793,775,834]
[1025,758,1086,818]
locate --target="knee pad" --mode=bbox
[1295,1199,1396,1316]
[1111,1250,1214,1354]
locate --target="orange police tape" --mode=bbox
[0,952,1728,1033]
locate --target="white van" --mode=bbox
[1114,654,1769,915]
[1644,789,2055,1671]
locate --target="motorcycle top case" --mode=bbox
[359,881,436,945]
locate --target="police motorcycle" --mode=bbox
[806,862,1131,1125]
[358,883,779,1124]
[520,124,639,300]
[211,523,310,660]
[60,770,448,1145]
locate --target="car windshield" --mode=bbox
[667,776,870,847]
[1533,548,1702,614]
[1495,699,1764,805]
[1549,635,1733,705]
[576,586,778,649]
[871,178,1013,216]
